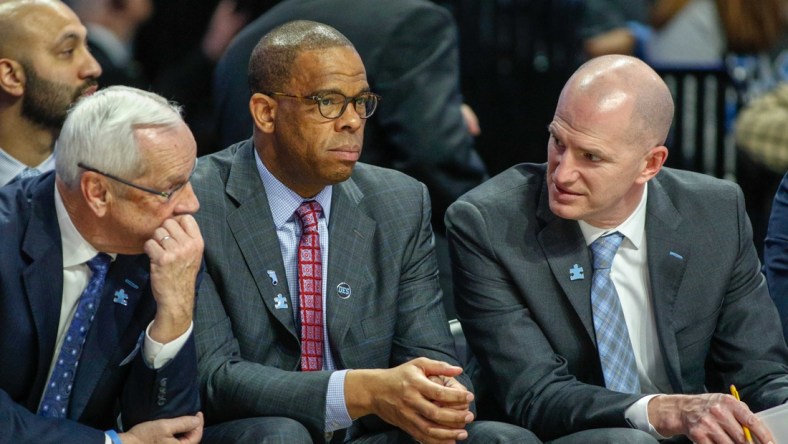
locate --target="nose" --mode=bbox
[173,182,200,215]
[81,49,102,79]
[551,149,577,185]
[334,102,363,132]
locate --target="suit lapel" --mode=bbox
[645,177,687,393]
[225,143,298,340]
[20,176,65,406]
[535,184,596,344]
[70,256,152,420]
[325,178,375,368]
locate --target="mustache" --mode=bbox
[77,78,98,96]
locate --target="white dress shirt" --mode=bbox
[578,186,672,439]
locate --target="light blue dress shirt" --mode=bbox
[0,147,55,186]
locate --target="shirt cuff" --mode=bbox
[325,370,353,432]
[624,394,669,440]
[103,434,113,444]
[143,321,193,369]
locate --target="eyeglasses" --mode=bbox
[77,160,197,201]
[266,91,381,119]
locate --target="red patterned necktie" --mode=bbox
[295,201,323,371]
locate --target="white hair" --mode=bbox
[55,85,184,188]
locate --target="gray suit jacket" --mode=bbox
[192,140,465,438]
[447,163,788,441]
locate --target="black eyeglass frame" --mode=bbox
[264,91,382,119]
[77,160,197,201]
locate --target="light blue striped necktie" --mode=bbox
[590,232,641,394]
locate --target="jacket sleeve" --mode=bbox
[0,390,105,444]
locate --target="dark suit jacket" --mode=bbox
[0,173,200,444]
[192,140,466,439]
[765,171,788,341]
[446,163,788,441]
[212,0,486,231]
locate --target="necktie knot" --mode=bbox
[87,253,112,277]
[295,201,322,235]
[9,167,41,184]
[590,232,624,270]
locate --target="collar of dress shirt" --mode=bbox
[578,185,648,250]
[254,148,332,228]
[86,23,131,67]
[55,183,116,267]
[0,147,55,186]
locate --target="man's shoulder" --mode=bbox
[0,173,54,225]
[653,167,741,201]
[349,162,425,195]
[193,140,253,185]
[457,163,546,207]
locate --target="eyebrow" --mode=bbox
[161,159,198,188]
[310,86,372,96]
[53,31,85,47]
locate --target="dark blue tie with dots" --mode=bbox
[39,253,111,418]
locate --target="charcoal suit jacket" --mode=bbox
[447,164,788,441]
[192,140,466,438]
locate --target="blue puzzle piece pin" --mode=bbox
[113,289,129,306]
[274,294,288,309]
[569,264,585,281]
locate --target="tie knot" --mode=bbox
[87,253,112,278]
[590,232,624,270]
[11,167,41,184]
[295,201,322,234]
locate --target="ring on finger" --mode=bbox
[159,235,172,243]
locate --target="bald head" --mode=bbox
[0,0,76,58]
[561,55,674,149]
[248,20,355,94]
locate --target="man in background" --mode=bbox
[0,0,101,186]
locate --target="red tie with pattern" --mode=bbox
[295,201,323,371]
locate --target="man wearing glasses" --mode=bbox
[0,86,204,443]
[191,20,538,444]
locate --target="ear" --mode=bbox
[80,172,112,217]
[250,92,277,134]
[0,58,25,97]
[636,145,668,184]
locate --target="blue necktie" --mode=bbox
[8,167,40,184]
[39,253,112,418]
[590,232,641,394]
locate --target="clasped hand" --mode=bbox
[347,357,474,444]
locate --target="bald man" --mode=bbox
[0,0,101,186]
[448,54,788,444]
